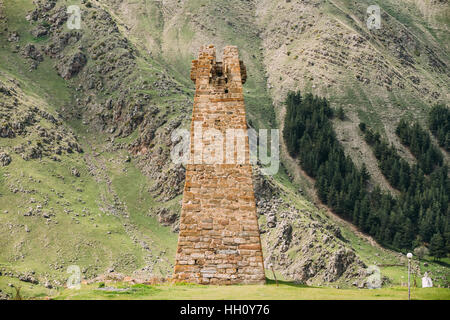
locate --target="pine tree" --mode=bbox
[361,163,370,183]
[428,104,449,151]
[429,233,446,260]
[336,107,345,120]
[359,122,366,132]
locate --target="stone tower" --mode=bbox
[172,45,265,285]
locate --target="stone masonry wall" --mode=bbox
[172,45,265,285]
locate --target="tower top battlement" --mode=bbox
[190,45,247,85]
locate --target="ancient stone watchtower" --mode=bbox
[173,45,265,284]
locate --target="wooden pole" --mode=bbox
[408,259,411,300]
[269,264,278,286]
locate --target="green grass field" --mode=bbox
[13,280,450,300]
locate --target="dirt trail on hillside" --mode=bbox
[81,138,172,275]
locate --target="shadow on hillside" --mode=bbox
[432,260,450,268]
[421,257,450,269]
[265,278,311,288]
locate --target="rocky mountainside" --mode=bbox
[0,0,448,297]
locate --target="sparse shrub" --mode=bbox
[359,122,366,132]
[40,21,50,29]
[336,107,345,120]
[414,246,429,261]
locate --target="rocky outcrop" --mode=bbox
[0,79,83,161]
[7,31,19,42]
[71,167,80,177]
[0,289,11,300]
[22,43,44,69]
[255,169,366,285]
[324,248,360,282]
[30,25,48,38]
[22,44,43,62]
[27,1,188,185]
[0,151,11,166]
[0,122,15,138]
[57,51,87,79]
[154,208,178,227]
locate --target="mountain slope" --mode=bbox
[0,0,449,298]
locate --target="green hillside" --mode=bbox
[0,0,448,300]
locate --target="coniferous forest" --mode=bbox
[396,118,443,174]
[428,104,450,152]
[283,91,449,258]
